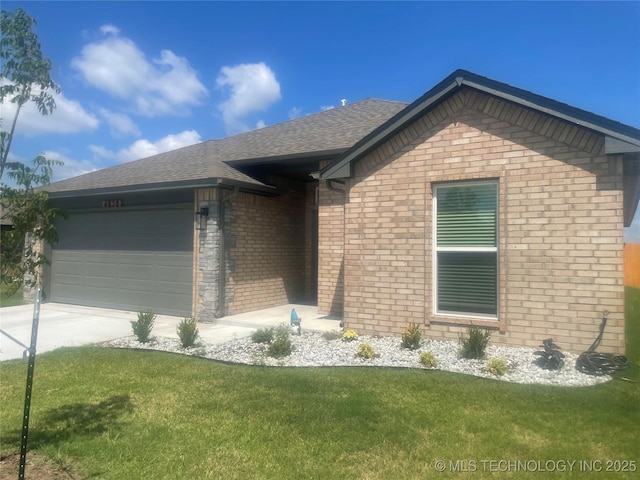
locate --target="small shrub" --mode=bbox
[322,330,342,341]
[459,326,492,359]
[401,322,422,350]
[357,343,376,360]
[486,358,508,377]
[177,317,199,348]
[342,329,359,342]
[419,351,438,368]
[267,323,292,358]
[534,338,565,370]
[274,323,291,340]
[252,327,275,344]
[267,337,292,359]
[131,310,156,343]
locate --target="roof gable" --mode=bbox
[321,69,640,180]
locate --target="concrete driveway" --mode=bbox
[0,303,341,362]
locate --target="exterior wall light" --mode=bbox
[195,206,209,230]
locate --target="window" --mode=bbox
[434,181,498,317]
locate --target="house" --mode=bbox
[40,70,640,354]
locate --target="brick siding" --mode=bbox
[318,164,346,316]
[194,179,308,318]
[319,88,625,353]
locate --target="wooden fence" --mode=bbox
[625,243,640,288]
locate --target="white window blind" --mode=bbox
[435,182,498,316]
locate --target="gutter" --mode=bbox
[44,177,278,199]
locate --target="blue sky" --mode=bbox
[2,1,640,240]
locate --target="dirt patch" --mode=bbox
[0,452,83,480]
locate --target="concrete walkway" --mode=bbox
[0,302,342,362]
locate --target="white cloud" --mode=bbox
[98,108,141,137]
[288,107,302,119]
[71,26,208,117]
[320,105,336,111]
[216,62,281,134]
[0,82,99,136]
[255,120,266,129]
[88,144,117,161]
[91,130,202,163]
[44,150,99,181]
[100,24,120,36]
[118,130,201,161]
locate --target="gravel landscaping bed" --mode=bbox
[104,332,610,387]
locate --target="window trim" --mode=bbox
[432,180,499,320]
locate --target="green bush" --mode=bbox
[342,329,359,342]
[486,358,508,377]
[267,337,292,359]
[419,351,438,368]
[357,343,376,360]
[264,323,292,358]
[252,327,275,344]
[177,317,199,349]
[459,326,492,359]
[131,310,156,343]
[401,322,422,350]
[274,323,291,340]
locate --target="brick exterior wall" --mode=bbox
[318,162,345,316]
[319,88,625,353]
[194,179,308,319]
[226,176,307,315]
[304,182,319,301]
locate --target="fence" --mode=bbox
[625,243,640,288]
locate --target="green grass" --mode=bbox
[626,286,640,364]
[0,283,24,307]
[1,347,638,479]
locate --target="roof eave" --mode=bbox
[45,177,278,199]
[225,148,347,167]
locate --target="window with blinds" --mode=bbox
[434,181,498,317]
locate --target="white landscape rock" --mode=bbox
[104,333,610,387]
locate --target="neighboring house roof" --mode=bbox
[44,98,407,198]
[321,69,640,180]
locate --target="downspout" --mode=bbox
[216,186,239,318]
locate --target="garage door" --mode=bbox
[49,207,193,316]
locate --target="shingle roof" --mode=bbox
[44,98,407,196]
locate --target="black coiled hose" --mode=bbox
[575,311,630,376]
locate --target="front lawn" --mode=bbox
[1,347,638,479]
